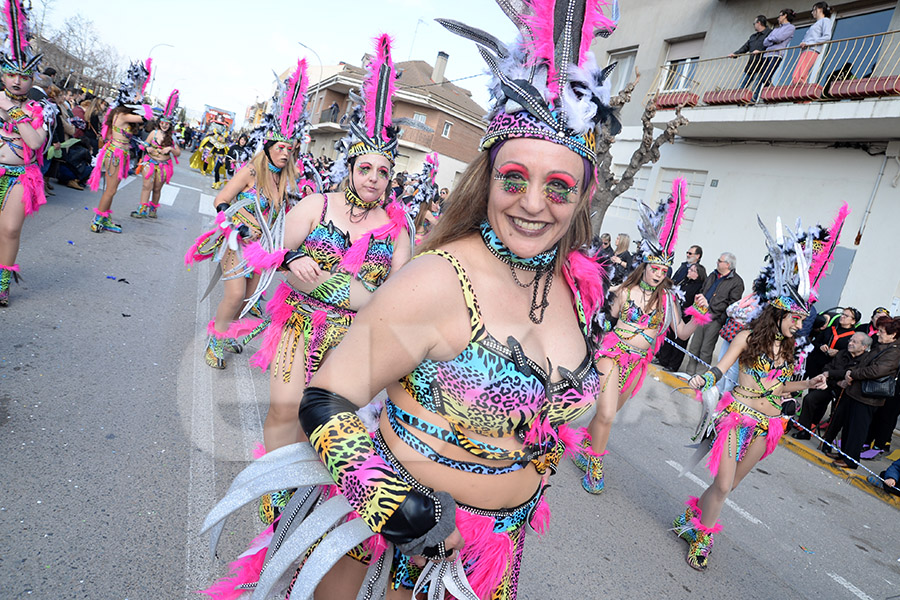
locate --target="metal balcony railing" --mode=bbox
[646,29,900,108]
[399,127,434,148]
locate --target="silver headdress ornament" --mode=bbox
[0,0,41,76]
[437,0,621,165]
[636,178,689,268]
[249,58,312,154]
[113,58,154,119]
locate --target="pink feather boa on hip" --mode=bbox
[87,143,130,191]
[0,163,46,216]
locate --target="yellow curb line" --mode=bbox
[647,364,900,510]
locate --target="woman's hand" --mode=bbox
[693,295,709,310]
[688,374,705,390]
[289,256,323,283]
[410,527,465,567]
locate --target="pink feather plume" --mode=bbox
[563,249,607,320]
[140,58,152,96]
[522,0,561,100]
[808,202,850,299]
[3,0,28,58]
[362,34,397,143]
[579,1,616,66]
[658,177,688,257]
[164,89,179,118]
[250,282,293,371]
[280,59,309,139]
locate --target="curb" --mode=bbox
[647,364,900,510]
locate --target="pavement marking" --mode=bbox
[171,182,202,192]
[236,350,265,455]
[159,185,179,206]
[118,175,136,189]
[826,573,873,600]
[666,460,763,525]
[199,193,216,216]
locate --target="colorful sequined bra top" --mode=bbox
[734,350,796,411]
[391,250,602,476]
[619,287,665,331]
[298,195,395,293]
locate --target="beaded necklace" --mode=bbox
[345,188,380,222]
[479,221,557,324]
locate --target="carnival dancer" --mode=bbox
[210,131,229,189]
[185,62,308,370]
[130,89,181,219]
[674,206,849,571]
[189,125,220,175]
[201,4,622,598]
[87,59,153,233]
[406,152,441,244]
[224,133,251,189]
[0,0,49,307]
[576,180,711,494]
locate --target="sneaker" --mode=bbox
[66,180,85,190]
[130,205,147,219]
[792,430,811,440]
[100,216,122,233]
[582,454,605,494]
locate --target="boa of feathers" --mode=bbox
[337,201,409,276]
[658,177,688,256]
[362,34,397,143]
[808,202,850,301]
[279,59,309,140]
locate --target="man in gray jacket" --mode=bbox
[685,253,745,375]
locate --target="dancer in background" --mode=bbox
[131,89,181,219]
[675,206,848,571]
[87,59,153,233]
[0,0,49,306]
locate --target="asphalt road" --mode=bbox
[1,162,896,600]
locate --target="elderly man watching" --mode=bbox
[793,331,872,439]
[685,252,744,375]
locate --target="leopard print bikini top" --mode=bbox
[391,250,602,475]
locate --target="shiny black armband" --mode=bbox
[215,202,230,213]
[780,398,797,417]
[298,386,357,438]
[281,250,304,270]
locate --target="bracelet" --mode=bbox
[691,300,710,314]
[282,250,304,269]
[215,202,230,213]
[6,106,27,122]
[700,371,717,391]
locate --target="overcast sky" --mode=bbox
[41,0,520,124]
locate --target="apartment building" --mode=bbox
[591,0,900,312]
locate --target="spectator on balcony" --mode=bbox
[328,100,339,123]
[730,15,771,91]
[609,232,633,285]
[685,252,744,375]
[793,2,834,84]
[757,9,797,93]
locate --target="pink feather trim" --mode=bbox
[523,414,557,448]
[185,213,228,265]
[337,201,409,276]
[92,208,111,217]
[362,34,397,142]
[141,104,154,121]
[250,282,294,371]
[252,442,266,459]
[557,424,588,459]
[529,497,551,536]
[658,178,688,256]
[689,514,723,535]
[207,318,263,339]
[243,241,288,273]
[563,250,607,319]
[280,59,309,139]
[19,163,45,217]
[762,417,785,460]
[579,1,617,67]
[198,524,275,599]
[684,305,712,326]
[141,58,152,95]
[0,263,19,271]
[456,508,515,599]
[808,202,850,300]
[522,0,561,100]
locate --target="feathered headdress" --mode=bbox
[114,58,152,110]
[161,89,179,122]
[0,0,41,75]
[636,178,689,268]
[401,152,441,218]
[437,0,621,164]
[753,203,851,316]
[248,59,312,153]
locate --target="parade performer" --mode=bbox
[0,0,49,307]
[87,59,153,233]
[185,62,309,370]
[405,152,441,244]
[201,3,621,598]
[189,125,221,175]
[211,131,229,189]
[575,180,710,493]
[224,133,251,189]
[130,89,181,219]
[674,206,849,571]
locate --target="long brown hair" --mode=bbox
[619,262,672,313]
[155,120,174,148]
[248,149,299,213]
[103,105,133,140]
[741,304,796,367]
[418,149,593,268]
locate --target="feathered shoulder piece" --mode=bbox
[437,0,621,164]
[752,203,850,316]
[161,89,179,122]
[0,0,40,75]
[637,177,689,268]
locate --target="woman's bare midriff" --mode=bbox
[378,382,543,510]
[731,372,785,418]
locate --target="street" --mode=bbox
[0,162,896,600]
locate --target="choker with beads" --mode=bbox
[345,187,380,222]
[775,331,786,341]
[479,221,557,324]
[4,88,28,103]
[639,280,657,293]
[267,162,282,173]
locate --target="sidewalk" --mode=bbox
[648,364,900,510]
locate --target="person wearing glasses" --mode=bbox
[672,245,703,282]
[685,253,745,375]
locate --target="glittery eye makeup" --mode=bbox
[493,166,528,195]
[356,163,372,176]
[543,173,578,204]
[376,167,390,180]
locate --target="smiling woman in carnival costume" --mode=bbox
[0,0,49,307]
[675,205,849,571]
[185,61,308,369]
[201,2,624,598]
[130,89,181,220]
[86,58,154,233]
[574,182,711,493]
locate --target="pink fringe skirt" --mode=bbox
[87,142,130,191]
[707,394,785,477]
[0,163,45,216]
[139,156,173,185]
[597,330,661,397]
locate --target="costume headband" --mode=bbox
[438,0,621,164]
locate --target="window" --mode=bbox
[413,112,427,125]
[653,168,707,231]
[607,48,637,95]
[441,121,452,138]
[660,37,704,92]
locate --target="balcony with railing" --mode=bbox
[645,30,900,141]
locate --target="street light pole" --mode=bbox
[146,43,174,100]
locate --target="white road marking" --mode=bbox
[171,182,202,192]
[118,175,136,189]
[159,185,179,206]
[666,460,763,525]
[826,573,874,600]
[198,193,216,216]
